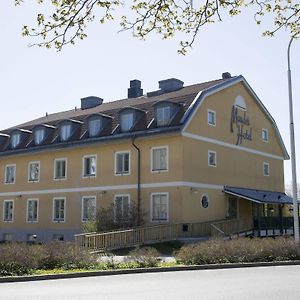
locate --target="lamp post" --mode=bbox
[287,36,299,245]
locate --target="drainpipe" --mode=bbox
[131,136,141,226]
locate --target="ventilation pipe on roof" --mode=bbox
[81,96,103,110]
[128,79,143,98]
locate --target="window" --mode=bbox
[11,133,21,148]
[5,165,16,184]
[60,124,72,141]
[227,197,237,219]
[54,158,67,180]
[83,155,97,177]
[151,146,168,172]
[28,161,40,182]
[157,106,171,126]
[208,151,217,167]
[3,200,14,222]
[34,128,45,145]
[114,195,130,222]
[262,128,269,142]
[53,198,65,222]
[115,152,130,175]
[201,195,209,208]
[151,193,168,222]
[120,112,134,132]
[82,196,96,222]
[207,110,216,126]
[27,199,38,222]
[53,234,64,241]
[263,162,270,176]
[88,118,102,137]
[3,233,12,242]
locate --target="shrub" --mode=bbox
[128,247,160,267]
[175,237,300,265]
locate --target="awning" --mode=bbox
[224,186,296,205]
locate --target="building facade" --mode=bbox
[0,74,291,242]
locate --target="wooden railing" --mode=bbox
[75,218,253,252]
[210,218,253,238]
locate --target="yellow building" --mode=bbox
[0,73,293,242]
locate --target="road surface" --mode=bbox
[1,265,300,299]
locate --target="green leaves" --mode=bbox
[15,0,300,53]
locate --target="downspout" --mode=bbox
[131,136,141,226]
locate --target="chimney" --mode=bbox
[128,79,143,98]
[81,96,103,110]
[159,78,184,92]
[222,72,231,79]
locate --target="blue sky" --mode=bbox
[0,2,299,186]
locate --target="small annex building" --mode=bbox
[0,73,294,242]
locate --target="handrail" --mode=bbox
[210,223,225,236]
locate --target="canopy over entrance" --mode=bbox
[224,186,295,205]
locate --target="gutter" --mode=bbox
[131,136,141,226]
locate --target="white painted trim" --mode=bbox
[4,164,16,185]
[26,198,39,223]
[81,195,96,222]
[0,181,224,197]
[182,132,284,160]
[114,151,131,176]
[53,158,67,181]
[207,109,216,127]
[150,145,169,173]
[82,154,97,178]
[263,162,270,176]
[113,194,131,222]
[261,128,269,143]
[27,161,40,183]
[208,150,217,167]
[52,197,66,223]
[3,199,14,222]
[150,192,169,223]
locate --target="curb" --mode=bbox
[1,260,300,283]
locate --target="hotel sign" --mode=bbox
[230,105,252,145]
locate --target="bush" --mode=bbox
[0,241,97,276]
[175,237,300,265]
[128,247,160,267]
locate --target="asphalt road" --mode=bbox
[1,265,300,300]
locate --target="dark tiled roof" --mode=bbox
[3,79,225,132]
[224,186,295,204]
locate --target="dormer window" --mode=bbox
[157,106,171,126]
[34,128,45,145]
[88,118,102,137]
[60,123,72,141]
[11,132,21,148]
[120,112,134,132]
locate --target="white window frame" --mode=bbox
[52,197,66,223]
[54,158,67,181]
[150,192,169,223]
[3,200,14,222]
[81,196,97,222]
[262,128,269,142]
[11,133,21,148]
[115,151,131,176]
[151,146,169,173]
[88,118,102,137]
[28,161,40,183]
[263,162,270,176]
[120,112,134,132]
[4,164,16,184]
[26,199,39,223]
[60,123,72,141]
[156,106,171,126]
[114,194,131,222]
[34,128,45,145]
[82,154,97,178]
[208,150,217,167]
[207,109,216,126]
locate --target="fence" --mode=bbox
[75,218,253,252]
